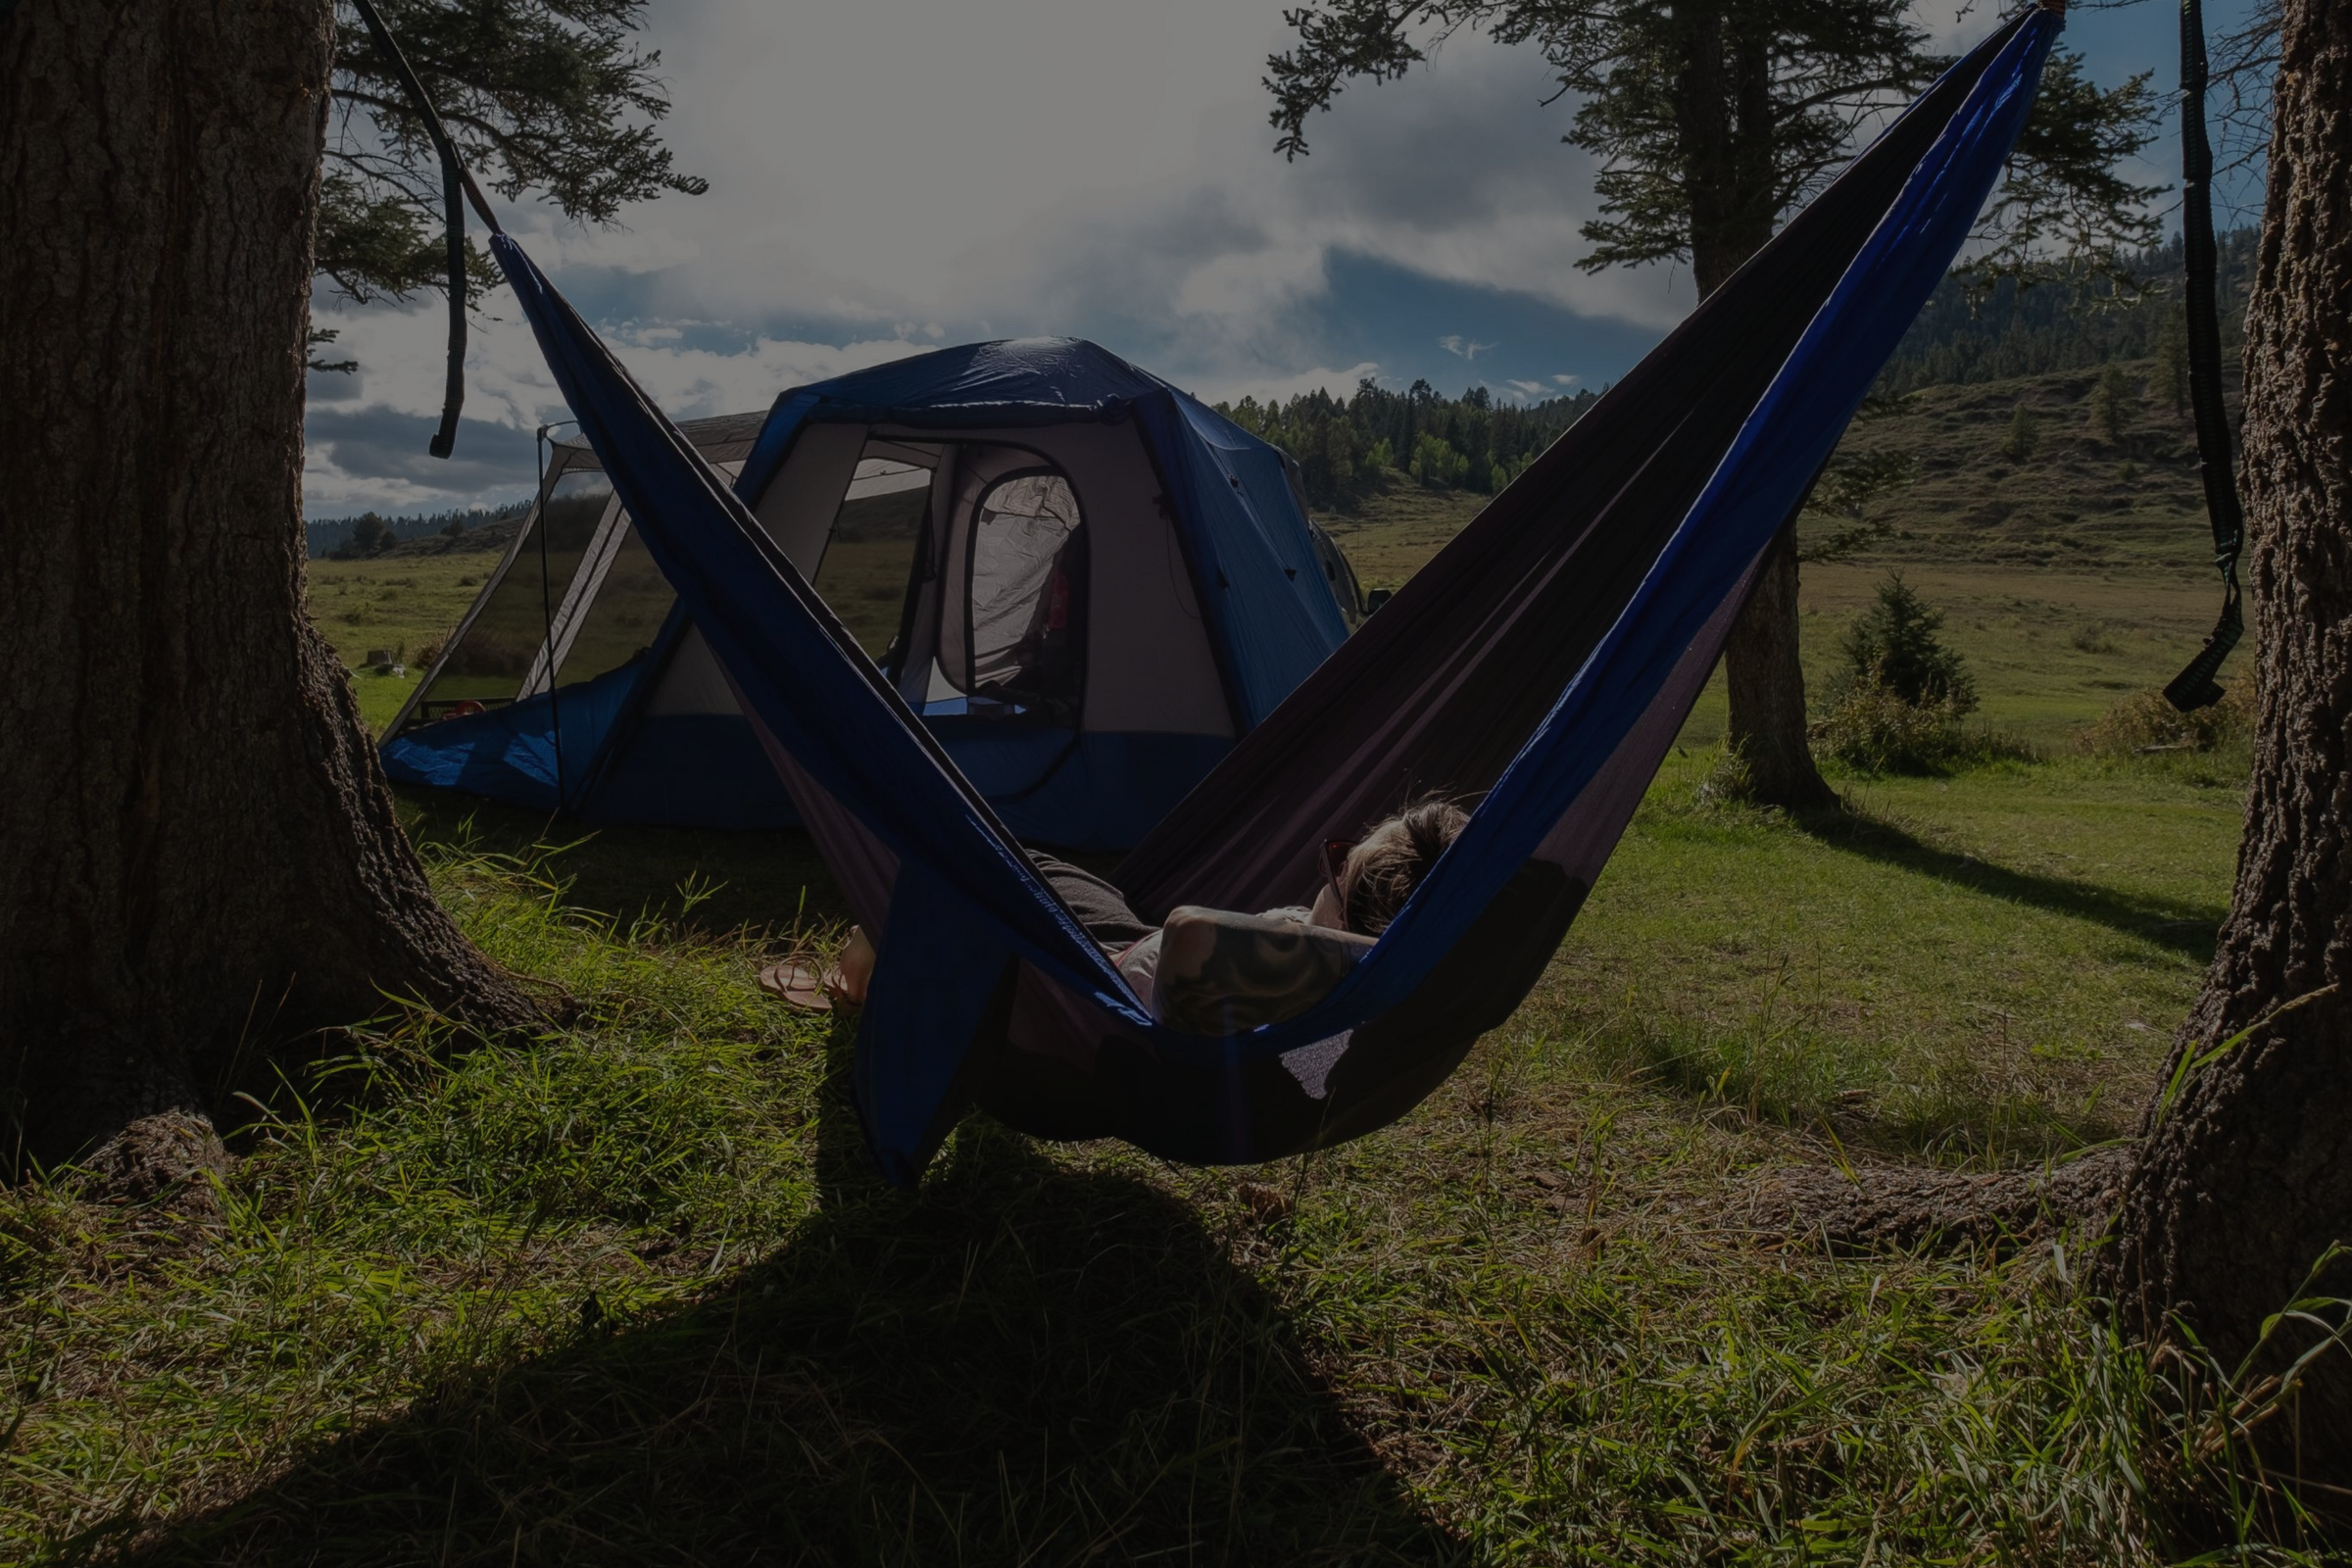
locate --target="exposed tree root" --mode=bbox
[76,1110,232,1206]
[1753,1145,2132,1253]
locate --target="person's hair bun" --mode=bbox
[1341,794,1470,936]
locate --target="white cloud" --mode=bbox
[304,0,1712,510]
[1553,372,1580,385]
[1197,361,1382,407]
[303,298,933,510]
[1439,335,1497,360]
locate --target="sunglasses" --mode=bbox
[1320,837,1359,910]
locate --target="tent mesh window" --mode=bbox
[553,524,673,685]
[412,466,613,718]
[953,470,1086,717]
[811,456,933,663]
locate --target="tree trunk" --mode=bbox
[0,0,536,1178]
[1724,526,1838,809]
[2104,0,2352,1486]
[1677,9,1838,810]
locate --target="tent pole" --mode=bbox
[536,422,569,812]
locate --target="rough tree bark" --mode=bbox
[2104,0,2352,1483]
[1679,9,1840,812]
[1722,528,1838,808]
[0,0,535,1183]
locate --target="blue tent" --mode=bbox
[380,339,1360,848]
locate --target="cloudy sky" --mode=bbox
[304,0,2255,516]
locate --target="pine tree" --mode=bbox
[2089,364,2136,444]
[2155,306,2192,416]
[1269,0,2158,809]
[2001,402,2040,463]
[2105,0,2352,1489]
[1838,572,1976,712]
[0,0,691,1174]
[318,0,703,327]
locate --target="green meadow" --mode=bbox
[5,360,2293,1562]
[307,548,503,732]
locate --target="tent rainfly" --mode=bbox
[379,338,1364,849]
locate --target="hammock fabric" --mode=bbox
[491,6,2059,1185]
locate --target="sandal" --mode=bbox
[759,956,850,1012]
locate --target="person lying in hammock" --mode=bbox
[788,797,1468,1036]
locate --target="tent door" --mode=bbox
[930,451,1089,726]
[518,491,628,698]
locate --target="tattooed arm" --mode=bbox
[1151,906,1373,1035]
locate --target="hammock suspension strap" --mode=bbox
[346,0,504,459]
[2163,0,2246,712]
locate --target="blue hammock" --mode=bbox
[487,7,2060,1185]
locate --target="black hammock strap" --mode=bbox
[346,0,503,459]
[2163,0,2246,712]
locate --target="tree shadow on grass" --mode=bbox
[394,787,852,939]
[134,1022,1453,1567]
[1792,805,2225,960]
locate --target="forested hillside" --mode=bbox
[1218,380,1597,512]
[1875,229,2258,393]
[1206,232,2253,521]
[308,238,2251,549]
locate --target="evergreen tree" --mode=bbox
[2105,0,2352,1490]
[1838,572,1976,713]
[1267,0,2157,808]
[2089,364,2136,443]
[1876,229,2259,395]
[0,0,695,1172]
[2155,305,2192,415]
[2001,402,2040,463]
[1215,382,1596,511]
[318,0,704,338]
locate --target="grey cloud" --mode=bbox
[306,407,541,513]
[306,1,1693,510]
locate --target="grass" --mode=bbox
[1554,756,2239,1160]
[27,361,2290,1559]
[306,547,502,733]
[0,734,2282,1563]
[1831,361,2220,576]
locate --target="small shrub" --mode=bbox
[2072,622,2120,654]
[2079,682,2257,756]
[1810,685,2036,774]
[1691,742,1754,807]
[1811,683,1972,772]
[1837,571,1977,713]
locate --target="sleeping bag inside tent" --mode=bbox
[378,338,1364,849]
